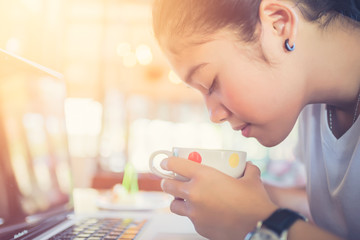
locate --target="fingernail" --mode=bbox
[160,159,168,170]
[160,179,165,190]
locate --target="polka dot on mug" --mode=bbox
[188,151,202,163]
[228,153,240,168]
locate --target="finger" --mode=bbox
[161,156,202,179]
[169,198,188,216]
[243,161,261,179]
[161,178,189,200]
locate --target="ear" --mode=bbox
[259,0,298,51]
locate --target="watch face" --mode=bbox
[246,228,281,240]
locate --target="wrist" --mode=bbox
[252,204,278,226]
[245,204,278,235]
[245,208,307,240]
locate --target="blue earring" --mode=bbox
[285,39,295,51]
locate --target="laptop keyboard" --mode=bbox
[50,218,147,240]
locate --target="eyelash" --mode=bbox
[208,76,218,95]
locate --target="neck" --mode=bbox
[298,19,360,138]
[301,19,360,111]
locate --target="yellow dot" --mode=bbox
[229,153,240,168]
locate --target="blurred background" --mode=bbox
[0,0,304,190]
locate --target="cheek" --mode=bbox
[219,77,267,119]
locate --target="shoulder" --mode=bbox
[299,104,322,124]
[297,104,323,144]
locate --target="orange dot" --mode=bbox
[229,153,240,168]
[188,152,202,163]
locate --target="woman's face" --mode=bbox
[163,31,305,147]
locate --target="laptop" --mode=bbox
[0,49,206,240]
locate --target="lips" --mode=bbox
[233,123,251,137]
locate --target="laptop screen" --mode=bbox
[0,50,73,238]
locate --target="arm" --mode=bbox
[260,184,342,240]
[264,183,312,222]
[288,220,342,240]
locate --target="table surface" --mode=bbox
[72,188,207,240]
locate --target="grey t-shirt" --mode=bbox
[296,104,360,239]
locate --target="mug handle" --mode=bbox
[149,150,175,179]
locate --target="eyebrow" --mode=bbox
[184,63,208,84]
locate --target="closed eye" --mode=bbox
[208,76,218,95]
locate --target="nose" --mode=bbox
[205,96,230,123]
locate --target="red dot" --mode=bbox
[188,152,202,163]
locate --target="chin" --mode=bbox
[254,121,296,147]
[256,136,285,148]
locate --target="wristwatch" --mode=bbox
[244,208,307,240]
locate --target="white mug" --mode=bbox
[149,147,247,181]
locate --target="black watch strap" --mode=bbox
[262,208,307,236]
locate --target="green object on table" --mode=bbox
[122,162,139,193]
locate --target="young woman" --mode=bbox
[152,0,360,239]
